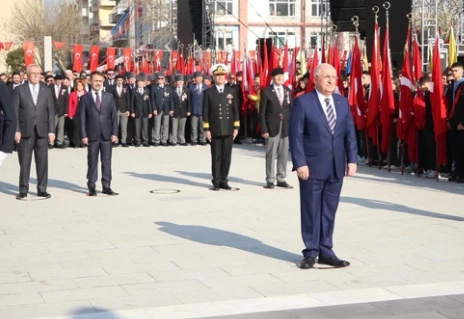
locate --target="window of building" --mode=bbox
[311,0,328,17]
[309,32,322,48]
[216,31,233,50]
[216,0,233,16]
[269,0,296,17]
[268,31,295,48]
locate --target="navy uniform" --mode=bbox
[203,64,240,190]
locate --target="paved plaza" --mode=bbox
[0,143,463,319]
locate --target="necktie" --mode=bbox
[95,92,101,111]
[277,87,283,105]
[177,88,181,96]
[32,85,38,105]
[218,87,223,93]
[325,98,335,134]
[197,84,200,92]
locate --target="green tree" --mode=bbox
[5,48,25,72]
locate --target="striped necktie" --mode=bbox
[325,98,335,134]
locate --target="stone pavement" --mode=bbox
[0,143,463,319]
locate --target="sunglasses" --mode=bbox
[47,80,54,83]
[108,73,115,76]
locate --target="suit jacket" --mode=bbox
[150,84,174,113]
[289,91,357,181]
[446,80,464,127]
[113,85,131,113]
[78,91,118,142]
[226,82,244,107]
[202,85,240,136]
[104,80,116,94]
[51,84,69,117]
[260,85,293,138]
[8,83,21,97]
[188,83,207,115]
[131,87,153,118]
[0,81,16,153]
[13,82,55,138]
[172,86,190,118]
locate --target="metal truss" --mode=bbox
[202,0,216,63]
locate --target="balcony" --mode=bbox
[89,3,98,13]
[100,0,116,6]
[82,8,88,17]
[110,1,128,23]
[90,22,100,35]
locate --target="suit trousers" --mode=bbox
[126,117,135,144]
[152,111,170,144]
[55,114,66,145]
[72,116,82,147]
[87,139,113,189]
[170,117,187,144]
[451,129,464,177]
[190,115,205,143]
[17,126,49,193]
[210,135,234,186]
[134,117,149,144]
[298,175,343,259]
[265,122,289,183]
[117,111,128,144]
[418,127,437,171]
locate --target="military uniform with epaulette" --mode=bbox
[203,64,240,190]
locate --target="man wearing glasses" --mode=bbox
[104,69,116,94]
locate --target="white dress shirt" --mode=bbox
[216,85,224,93]
[316,89,337,122]
[91,89,103,103]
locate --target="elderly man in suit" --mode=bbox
[113,74,131,147]
[289,63,358,269]
[188,71,208,146]
[203,64,240,191]
[51,74,69,148]
[151,72,174,146]
[0,81,16,168]
[79,71,118,196]
[13,64,55,199]
[260,67,293,189]
[170,75,190,146]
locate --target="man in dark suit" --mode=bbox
[125,72,137,145]
[79,71,118,196]
[0,81,16,167]
[13,64,55,199]
[113,74,131,147]
[289,63,357,269]
[203,64,240,190]
[189,71,208,146]
[150,72,174,146]
[8,72,22,96]
[130,74,153,147]
[170,75,190,146]
[51,74,69,148]
[103,69,116,94]
[260,67,293,189]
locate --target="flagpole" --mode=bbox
[384,2,392,172]
[373,6,382,170]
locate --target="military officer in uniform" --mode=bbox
[203,64,240,191]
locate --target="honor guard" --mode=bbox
[203,64,240,191]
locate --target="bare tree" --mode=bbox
[9,0,81,70]
[141,0,177,50]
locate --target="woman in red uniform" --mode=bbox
[68,79,88,148]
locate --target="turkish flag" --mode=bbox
[4,42,13,51]
[53,42,66,50]
[24,41,34,68]
[73,44,83,73]
[107,47,116,70]
[89,46,100,72]
[123,48,132,72]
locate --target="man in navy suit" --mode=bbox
[188,71,208,146]
[289,63,357,269]
[79,71,119,196]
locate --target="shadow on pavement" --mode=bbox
[175,171,263,187]
[341,196,464,222]
[70,307,124,318]
[155,221,301,263]
[0,180,17,196]
[124,172,211,189]
[31,178,88,194]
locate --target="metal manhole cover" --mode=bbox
[150,189,181,194]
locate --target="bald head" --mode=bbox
[314,63,337,96]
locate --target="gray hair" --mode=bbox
[314,63,336,78]
[26,64,42,74]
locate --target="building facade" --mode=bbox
[0,0,16,72]
[79,0,116,44]
[214,0,335,53]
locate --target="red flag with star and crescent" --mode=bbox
[89,46,100,72]
[24,42,34,68]
[73,44,83,73]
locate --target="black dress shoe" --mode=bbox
[191,143,197,146]
[154,143,160,147]
[448,176,458,182]
[299,257,316,269]
[220,183,232,190]
[88,189,97,196]
[122,143,128,147]
[209,186,220,191]
[102,188,119,196]
[264,182,275,189]
[16,193,27,200]
[199,142,207,146]
[161,142,168,147]
[143,143,150,147]
[277,181,293,189]
[318,256,350,268]
[180,143,188,146]
[37,192,51,199]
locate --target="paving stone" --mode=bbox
[40,286,129,303]
[372,295,464,315]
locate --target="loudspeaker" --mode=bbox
[256,38,272,66]
[365,0,411,70]
[178,0,194,48]
[330,0,367,38]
